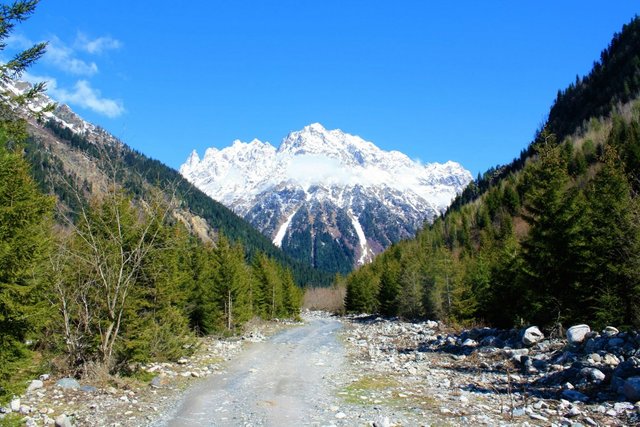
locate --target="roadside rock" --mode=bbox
[567,324,591,345]
[26,380,43,392]
[522,326,544,346]
[55,378,80,390]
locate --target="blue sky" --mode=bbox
[6,1,639,176]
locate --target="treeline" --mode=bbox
[345,17,640,330]
[346,112,640,330]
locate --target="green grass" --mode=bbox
[0,413,25,427]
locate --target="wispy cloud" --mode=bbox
[75,33,122,55]
[46,37,98,76]
[24,72,125,118]
[52,80,124,118]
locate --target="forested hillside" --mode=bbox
[23,119,331,287]
[346,16,640,330]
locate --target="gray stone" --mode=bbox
[373,416,391,427]
[623,376,640,402]
[603,326,619,337]
[603,353,620,366]
[9,398,20,412]
[55,414,73,427]
[561,389,589,402]
[522,326,544,346]
[511,407,526,417]
[581,367,606,382]
[567,324,591,345]
[150,374,171,388]
[589,353,601,363]
[462,338,478,347]
[80,385,97,393]
[55,378,80,390]
[27,379,44,392]
[39,373,50,381]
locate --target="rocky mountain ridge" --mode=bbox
[181,123,472,273]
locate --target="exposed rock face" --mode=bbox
[180,123,472,273]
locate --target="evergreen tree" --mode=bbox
[0,121,53,399]
[584,146,640,328]
[0,0,53,399]
[212,235,252,331]
[519,139,589,325]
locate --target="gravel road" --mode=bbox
[156,317,346,426]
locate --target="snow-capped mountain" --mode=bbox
[180,123,473,274]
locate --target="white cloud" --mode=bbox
[6,33,34,50]
[23,73,125,118]
[45,37,98,76]
[75,33,122,54]
[52,80,124,118]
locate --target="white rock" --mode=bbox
[567,324,591,345]
[602,326,619,336]
[522,326,544,346]
[27,379,44,392]
[335,412,346,419]
[9,398,20,412]
[373,416,391,427]
[55,414,73,427]
[462,338,478,347]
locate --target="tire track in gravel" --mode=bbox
[156,317,345,426]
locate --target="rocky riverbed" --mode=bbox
[340,314,640,426]
[2,312,640,426]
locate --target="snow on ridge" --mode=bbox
[273,209,298,248]
[179,123,473,214]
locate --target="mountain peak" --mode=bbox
[302,122,328,133]
[185,149,200,168]
[180,124,472,271]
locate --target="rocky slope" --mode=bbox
[180,123,472,273]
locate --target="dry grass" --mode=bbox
[303,286,346,313]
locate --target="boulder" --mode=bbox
[567,324,591,345]
[562,389,589,402]
[462,338,478,347]
[56,378,80,390]
[623,376,640,402]
[522,326,544,346]
[580,367,606,383]
[55,414,73,427]
[27,379,43,392]
[603,326,619,337]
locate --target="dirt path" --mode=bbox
[154,317,345,426]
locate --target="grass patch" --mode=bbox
[0,413,24,427]
[341,375,399,404]
[340,374,437,411]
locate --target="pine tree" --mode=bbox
[212,235,252,331]
[519,139,589,326]
[584,145,640,328]
[0,0,54,399]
